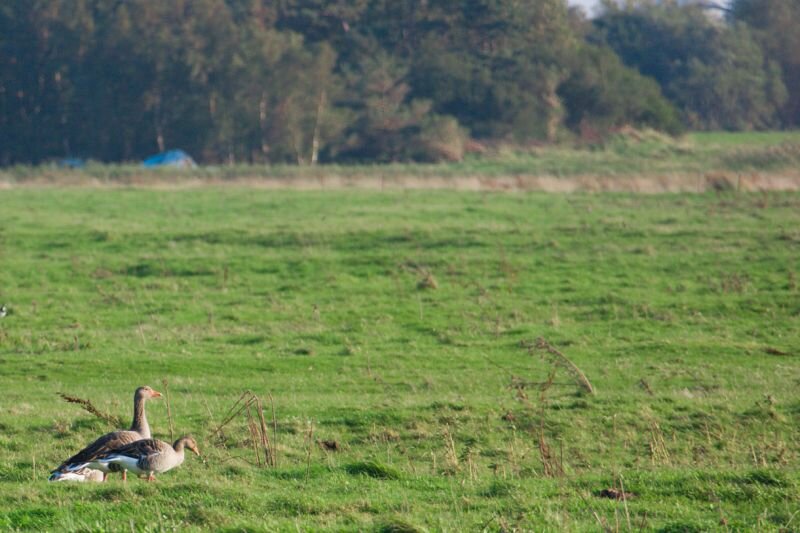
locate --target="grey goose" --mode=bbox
[92,436,200,481]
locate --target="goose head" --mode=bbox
[135,386,162,400]
[176,436,201,456]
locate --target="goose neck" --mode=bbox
[130,394,150,438]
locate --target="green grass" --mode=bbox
[2,130,800,183]
[0,188,798,531]
[688,130,800,147]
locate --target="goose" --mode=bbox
[0,304,7,318]
[93,436,200,481]
[49,386,161,482]
[46,468,105,483]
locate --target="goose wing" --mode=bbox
[95,438,168,472]
[52,430,140,473]
[98,438,165,460]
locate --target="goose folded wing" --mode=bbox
[53,431,134,472]
[101,438,163,460]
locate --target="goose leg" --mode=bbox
[122,470,127,482]
[147,472,155,482]
[103,472,108,482]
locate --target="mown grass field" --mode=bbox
[0,188,798,531]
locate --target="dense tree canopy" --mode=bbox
[0,0,793,165]
[593,1,786,130]
[730,0,800,127]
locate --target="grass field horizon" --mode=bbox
[0,187,798,531]
[3,131,800,192]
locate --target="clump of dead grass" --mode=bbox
[416,271,438,290]
[524,337,595,395]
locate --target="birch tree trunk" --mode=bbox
[155,90,165,152]
[310,88,326,165]
[259,91,270,159]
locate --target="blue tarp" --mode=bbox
[56,158,86,169]
[142,149,197,168]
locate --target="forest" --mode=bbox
[1,0,798,165]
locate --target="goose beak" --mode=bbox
[192,447,201,457]
[151,390,162,398]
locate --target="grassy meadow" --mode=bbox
[0,188,798,531]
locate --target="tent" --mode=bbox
[142,149,197,168]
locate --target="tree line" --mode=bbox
[1,0,797,165]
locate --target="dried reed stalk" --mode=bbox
[537,371,563,477]
[574,488,612,533]
[208,390,277,468]
[269,393,278,467]
[465,451,475,481]
[619,475,632,530]
[530,337,595,395]
[58,392,123,428]
[647,420,671,465]
[304,421,314,483]
[255,396,275,467]
[209,391,255,439]
[162,379,175,441]
[442,426,460,472]
[245,402,262,467]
